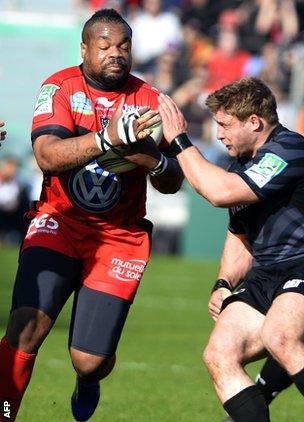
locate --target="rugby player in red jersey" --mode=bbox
[0,9,183,421]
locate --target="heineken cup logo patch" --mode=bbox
[34,84,59,116]
[244,153,287,188]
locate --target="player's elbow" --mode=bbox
[33,136,60,173]
[34,149,57,173]
[195,187,233,208]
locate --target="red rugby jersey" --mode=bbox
[31,65,165,226]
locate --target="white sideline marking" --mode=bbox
[118,361,200,374]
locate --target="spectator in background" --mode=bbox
[203,27,251,93]
[256,41,290,92]
[237,0,299,54]
[297,102,304,135]
[180,0,240,38]
[143,48,180,95]
[130,0,182,72]
[255,0,299,45]
[0,156,29,245]
[180,18,213,74]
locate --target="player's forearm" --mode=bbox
[150,158,184,193]
[218,232,253,289]
[33,133,102,173]
[176,147,249,207]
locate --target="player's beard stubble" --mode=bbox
[84,58,131,91]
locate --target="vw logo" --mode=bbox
[69,161,122,213]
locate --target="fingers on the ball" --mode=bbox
[137,110,159,124]
[137,129,152,139]
[138,106,150,116]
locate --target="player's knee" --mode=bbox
[6,307,53,353]
[203,338,231,374]
[71,349,116,380]
[262,325,293,363]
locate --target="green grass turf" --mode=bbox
[0,247,302,421]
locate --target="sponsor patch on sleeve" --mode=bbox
[244,153,287,188]
[34,84,59,117]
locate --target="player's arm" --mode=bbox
[0,121,7,143]
[158,94,259,207]
[117,137,184,193]
[33,99,159,174]
[208,230,253,321]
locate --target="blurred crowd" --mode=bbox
[73,0,304,163]
[1,0,304,249]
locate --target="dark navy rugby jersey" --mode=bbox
[228,124,304,266]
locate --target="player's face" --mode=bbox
[214,108,258,158]
[81,21,132,89]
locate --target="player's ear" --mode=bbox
[249,114,262,131]
[80,42,87,59]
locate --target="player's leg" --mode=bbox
[222,357,293,422]
[262,291,304,396]
[69,287,132,421]
[68,219,152,420]
[0,247,80,422]
[203,301,270,422]
[255,356,293,404]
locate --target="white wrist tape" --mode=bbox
[117,111,140,145]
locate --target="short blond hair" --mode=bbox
[205,77,279,125]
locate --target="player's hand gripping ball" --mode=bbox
[97,109,163,173]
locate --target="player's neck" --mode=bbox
[253,123,280,157]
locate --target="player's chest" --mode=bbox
[69,90,145,131]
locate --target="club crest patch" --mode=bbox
[34,84,59,116]
[244,153,287,188]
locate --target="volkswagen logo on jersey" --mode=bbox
[69,161,122,212]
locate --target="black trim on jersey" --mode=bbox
[75,125,91,136]
[31,125,74,142]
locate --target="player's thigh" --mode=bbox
[263,292,304,343]
[205,301,266,363]
[69,285,131,358]
[11,246,81,320]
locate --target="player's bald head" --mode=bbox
[82,8,132,44]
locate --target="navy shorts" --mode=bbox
[11,247,131,357]
[222,257,304,315]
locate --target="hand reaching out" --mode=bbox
[157,93,187,142]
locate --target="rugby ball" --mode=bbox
[97,120,163,173]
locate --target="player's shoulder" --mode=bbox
[128,73,160,97]
[42,65,82,87]
[274,124,304,144]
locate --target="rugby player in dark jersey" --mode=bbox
[158,77,304,422]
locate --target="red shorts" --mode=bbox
[22,208,152,301]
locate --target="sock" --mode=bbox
[256,357,293,404]
[0,337,36,422]
[291,367,304,396]
[223,385,270,422]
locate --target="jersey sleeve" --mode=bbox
[31,78,75,142]
[234,132,304,199]
[228,209,246,234]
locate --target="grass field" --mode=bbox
[0,247,302,421]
